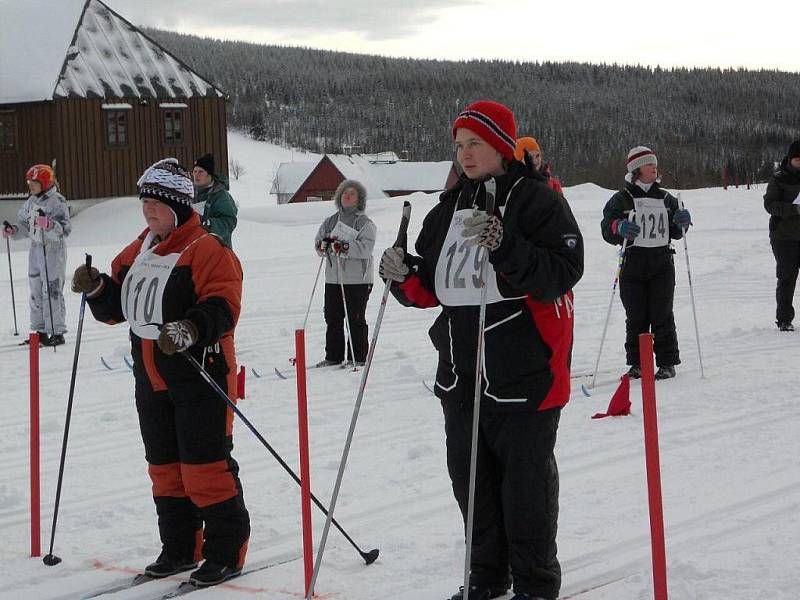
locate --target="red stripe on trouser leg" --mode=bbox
[148,462,187,497]
[236,538,249,569]
[180,460,238,508]
[194,528,204,563]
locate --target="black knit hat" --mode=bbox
[194,153,215,176]
[788,141,800,160]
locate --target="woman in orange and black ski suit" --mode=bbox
[71,159,249,587]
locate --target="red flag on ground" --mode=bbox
[591,374,631,419]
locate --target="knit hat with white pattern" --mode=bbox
[137,158,195,225]
[626,146,658,173]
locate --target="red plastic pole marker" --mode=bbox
[237,365,246,399]
[295,329,313,596]
[30,332,41,557]
[639,333,668,600]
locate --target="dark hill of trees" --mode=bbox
[147,28,800,189]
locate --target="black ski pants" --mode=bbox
[619,248,680,367]
[135,371,250,569]
[441,393,561,599]
[770,238,800,324]
[323,282,372,363]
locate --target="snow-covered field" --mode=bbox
[0,133,798,599]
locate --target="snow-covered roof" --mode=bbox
[0,0,224,104]
[325,154,452,199]
[368,161,454,191]
[270,162,317,194]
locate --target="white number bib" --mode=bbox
[121,249,181,340]
[632,198,669,248]
[329,219,358,243]
[434,209,520,306]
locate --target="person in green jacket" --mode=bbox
[192,154,238,248]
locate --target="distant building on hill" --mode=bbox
[0,0,227,211]
[272,152,458,204]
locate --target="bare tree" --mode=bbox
[229,158,246,181]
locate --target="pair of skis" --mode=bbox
[99,355,133,371]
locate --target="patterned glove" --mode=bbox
[35,214,52,230]
[71,265,103,296]
[379,247,409,282]
[462,210,504,251]
[331,240,349,254]
[157,320,199,355]
[613,219,641,241]
[673,208,691,230]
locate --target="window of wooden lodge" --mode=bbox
[0,112,16,150]
[163,109,183,143]
[106,111,128,146]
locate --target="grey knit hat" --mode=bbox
[333,179,367,211]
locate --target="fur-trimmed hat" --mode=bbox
[26,164,56,191]
[627,146,658,173]
[137,158,195,225]
[333,179,367,211]
[452,100,517,161]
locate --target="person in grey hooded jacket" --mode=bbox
[2,164,71,346]
[313,179,377,367]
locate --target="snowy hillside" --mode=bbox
[0,135,798,600]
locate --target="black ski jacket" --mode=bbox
[601,180,684,252]
[764,158,800,241]
[390,161,584,411]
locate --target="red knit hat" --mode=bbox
[452,100,517,161]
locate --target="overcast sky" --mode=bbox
[108,0,800,72]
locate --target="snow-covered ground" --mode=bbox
[0,133,798,600]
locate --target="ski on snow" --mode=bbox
[80,552,302,599]
[100,355,133,371]
[274,361,360,379]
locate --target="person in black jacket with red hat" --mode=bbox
[763,140,800,331]
[601,146,691,380]
[380,100,583,600]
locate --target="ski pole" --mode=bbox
[38,210,57,352]
[677,194,704,378]
[180,350,378,565]
[302,256,325,330]
[583,211,636,396]
[4,227,18,335]
[335,254,357,367]
[463,179,496,599]
[43,254,92,566]
[307,200,411,600]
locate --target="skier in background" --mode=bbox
[380,100,583,600]
[600,146,691,379]
[763,139,800,331]
[2,163,70,346]
[514,136,563,196]
[191,153,238,249]
[313,179,376,367]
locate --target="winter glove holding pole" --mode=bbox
[379,247,409,282]
[71,264,104,298]
[673,208,692,230]
[157,320,199,355]
[612,217,641,241]
[2,220,16,239]
[462,209,504,251]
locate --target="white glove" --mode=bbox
[379,247,409,282]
